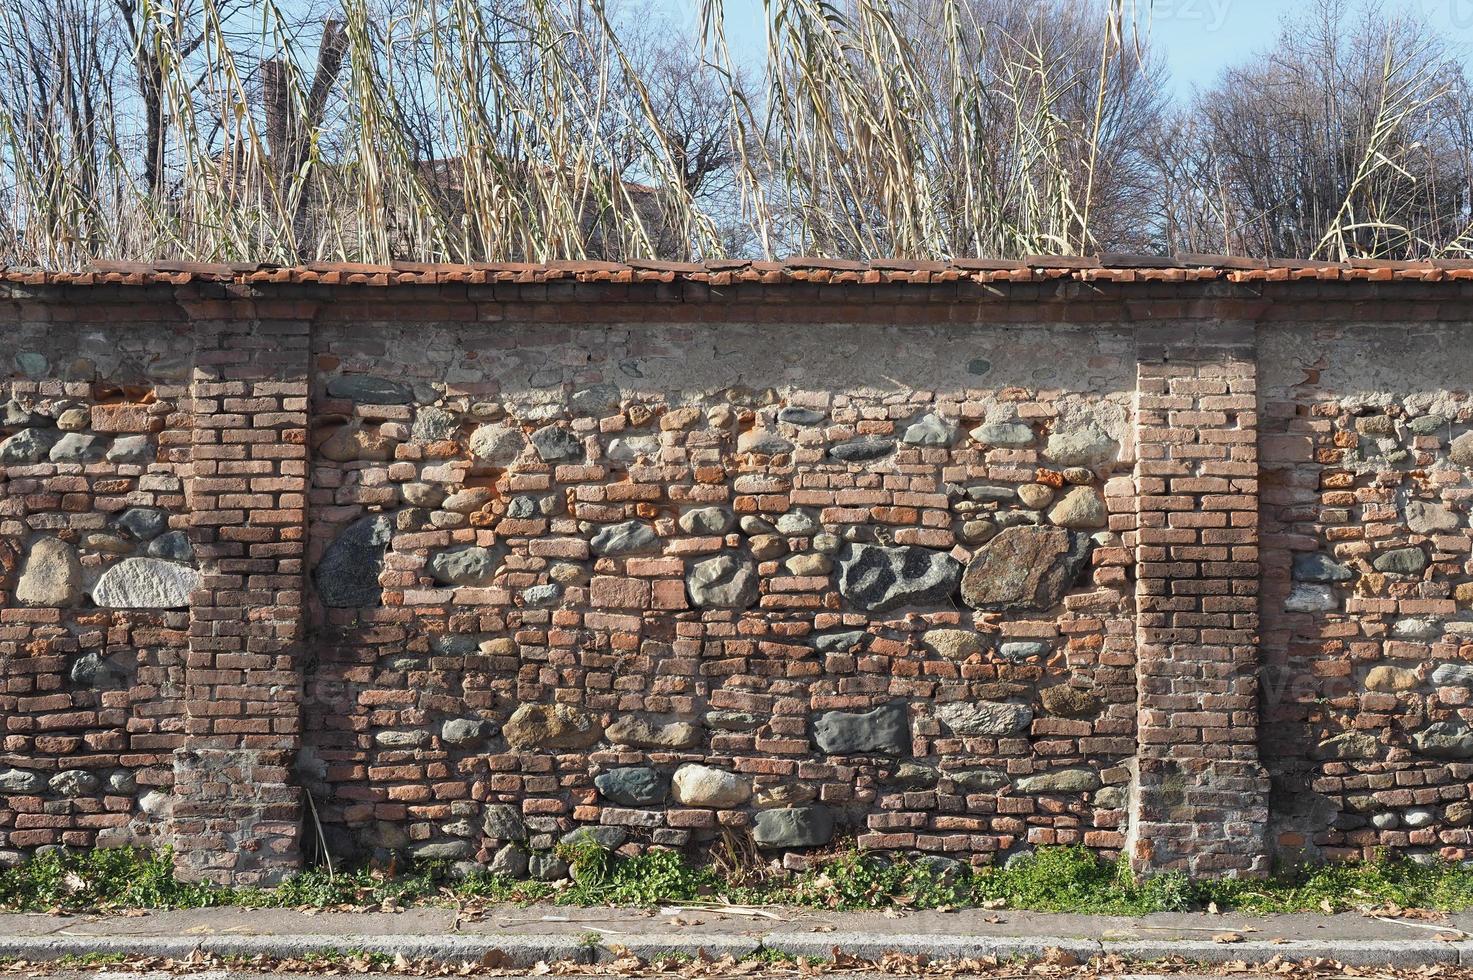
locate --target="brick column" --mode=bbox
[170,294,314,885]
[1127,325,1270,877]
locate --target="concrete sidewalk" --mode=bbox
[0,905,1470,968]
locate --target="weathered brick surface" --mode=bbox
[1,278,1471,882]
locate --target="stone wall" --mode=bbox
[2,267,1472,884]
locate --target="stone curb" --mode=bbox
[0,932,1472,968]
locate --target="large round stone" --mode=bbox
[1046,487,1107,529]
[469,423,527,464]
[411,406,460,444]
[679,507,733,535]
[0,428,57,464]
[590,521,660,556]
[503,703,602,750]
[1041,426,1118,468]
[960,525,1092,611]
[1414,721,1473,759]
[686,554,759,608]
[671,764,751,808]
[836,544,961,613]
[15,537,81,607]
[752,806,835,848]
[530,425,584,462]
[901,414,957,447]
[314,515,392,607]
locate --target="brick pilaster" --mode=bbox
[1127,325,1270,877]
[171,297,314,885]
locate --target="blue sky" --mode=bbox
[657,0,1473,99]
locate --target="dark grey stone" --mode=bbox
[528,853,570,881]
[147,531,194,561]
[813,630,869,653]
[829,436,895,462]
[314,515,392,607]
[704,710,761,731]
[483,804,528,841]
[960,525,1092,611]
[836,543,961,613]
[777,407,826,426]
[595,767,669,807]
[530,425,584,462]
[998,641,1050,659]
[752,806,835,848]
[590,520,660,556]
[813,702,910,755]
[327,375,413,404]
[50,770,100,797]
[70,652,127,688]
[116,507,168,541]
[1373,547,1427,575]
[49,433,106,463]
[0,769,44,793]
[560,826,628,850]
[883,763,939,789]
[507,496,537,519]
[1293,552,1353,582]
[951,768,1009,792]
[489,843,529,878]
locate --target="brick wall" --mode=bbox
[2,275,1473,883]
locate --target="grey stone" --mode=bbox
[737,429,793,455]
[411,407,460,444]
[468,424,527,464]
[1015,769,1101,793]
[70,652,126,687]
[373,729,428,748]
[0,769,44,793]
[998,641,1050,660]
[1042,426,1118,468]
[812,702,910,755]
[147,531,194,561]
[922,629,983,660]
[106,771,136,794]
[935,701,1032,736]
[828,436,895,461]
[441,719,485,746]
[1371,812,1400,830]
[16,537,82,607]
[1432,663,1473,686]
[561,826,628,850]
[966,484,1017,503]
[883,763,939,789]
[778,407,826,426]
[960,526,1092,611]
[14,352,48,378]
[813,532,842,554]
[836,543,962,613]
[50,770,100,797]
[814,630,869,653]
[521,584,561,606]
[740,515,776,535]
[1046,487,1107,529]
[1404,807,1436,828]
[1293,553,1353,582]
[686,554,759,609]
[672,764,751,807]
[530,425,584,462]
[1285,584,1336,613]
[0,428,57,464]
[679,507,732,535]
[1393,618,1441,641]
[590,521,660,556]
[902,414,957,447]
[1415,721,1473,759]
[569,383,621,417]
[92,558,200,609]
[775,509,822,536]
[604,716,701,750]
[785,553,832,575]
[1095,786,1127,809]
[1411,415,1447,435]
[951,768,1009,792]
[1373,547,1427,575]
[2,399,35,426]
[428,545,503,587]
[106,435,153,465]
[411,840,475,861]
[1408,500,1460,535]
[116,507,168,541]
[327,375,413,404]
[483,804,528,841]
[595,767,669,806]
[529,853,570,881]
[489,843,529,879]
[314,515,392,607]
[969,422,1034,447]
[443,488,493,514]
[752,806,835,848]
